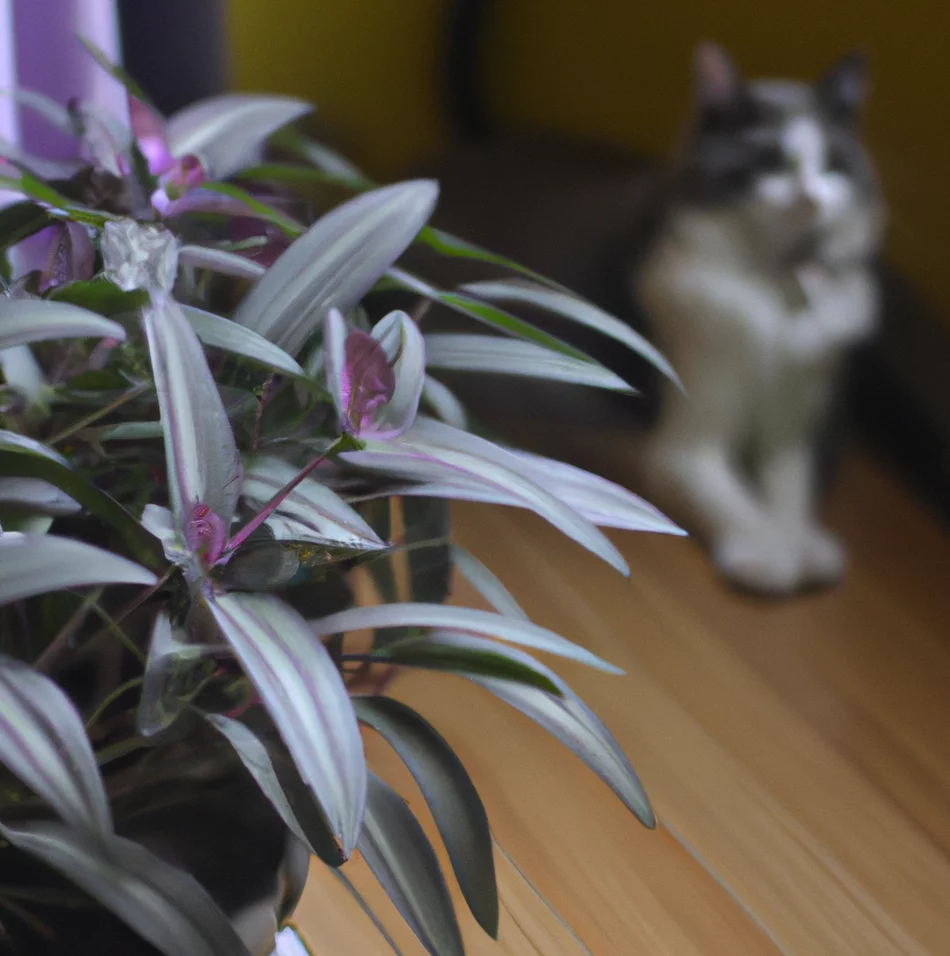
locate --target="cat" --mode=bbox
[634,44,884,594]
[409,16,883,595]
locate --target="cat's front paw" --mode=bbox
[800,526,847,587]
[713,528,802,596]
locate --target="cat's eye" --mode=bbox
[756,145,788,173]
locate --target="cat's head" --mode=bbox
[676,43,879,255]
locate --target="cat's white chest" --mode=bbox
[762,267,856,361]
[773,263,876,366]
[751,273,845,422]
[636,218,877,448]
[638,223,876,378]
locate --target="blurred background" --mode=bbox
[114,3,950,953]
[121,0,950,520]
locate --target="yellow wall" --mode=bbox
[228,1,950,324]
[227,0,446,175]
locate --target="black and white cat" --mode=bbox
[415,31,883,595]
[636,44,884,594]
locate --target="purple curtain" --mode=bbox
[1,0,126,155]
[0,0,15,145]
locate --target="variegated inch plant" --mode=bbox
[0,40,683,956]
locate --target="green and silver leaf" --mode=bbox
[0,450,166,568]
[450,545,528,620]
[360,772,464,956]
[0,657,112,834]
[0,533,156,605]
[233,181,438,356]
[424,333,635,392]
[355,697,498,938]
[182,305,304,378]
[208,592,367,859]
[166,94,313,180]
[461,278,680,387]
[144,295,242,531]
[0,298,125,350]
[312,601,621,674]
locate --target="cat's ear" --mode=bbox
[817,50,869,122]
[693,42,743,111]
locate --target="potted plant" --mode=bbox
[0,39,682,956]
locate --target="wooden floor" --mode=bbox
[292,440,950,955]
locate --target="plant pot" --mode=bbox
[0,762,310,956]
[109,769,312,956]
[271,925,313,956]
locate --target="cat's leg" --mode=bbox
[758,270,877,587]
[758,439,845,587]
[804,526,846,585]
[635,257,810,593]
[643,407,801,595]
[756,356,847,589]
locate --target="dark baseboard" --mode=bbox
[850,265,950,527]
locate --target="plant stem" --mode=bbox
[251,374,277,455]
[222,695,261,721]
[118,567,175,625]
[95,736,148,767]
[86,602,146,664]
[0,886,93,908]
[85,676,144,730]
[0,896,56,941]
[82,567,175,661]
[325,632,344,667]
[376,535,452,557]
[33,588,104,672]
[225,436,345,553]
[48,381,150,445]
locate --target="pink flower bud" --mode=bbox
[339,330,396,435]
[185,502,227,567]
